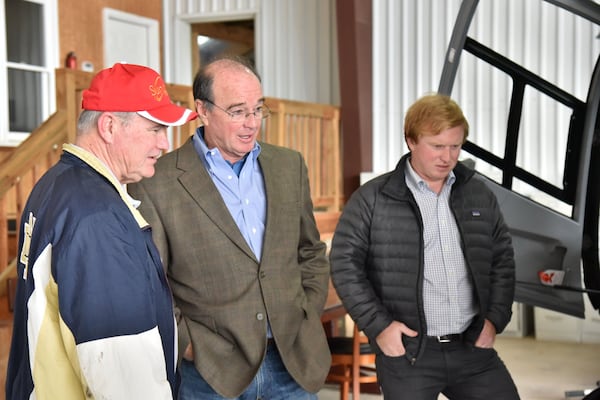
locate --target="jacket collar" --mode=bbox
[381,153,475,199]
[63,143,149,228]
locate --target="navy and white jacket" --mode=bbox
[6,144,177,400]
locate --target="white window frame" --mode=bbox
[0,0,59,147]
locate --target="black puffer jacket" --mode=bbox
[330,154,515,363]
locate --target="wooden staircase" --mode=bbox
[0,68,343,318]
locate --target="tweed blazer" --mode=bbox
[128,137,331,397]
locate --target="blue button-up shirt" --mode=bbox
[192,127,266,260]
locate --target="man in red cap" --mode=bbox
[6,63,197,400]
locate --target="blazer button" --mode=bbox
[256,312,264,321]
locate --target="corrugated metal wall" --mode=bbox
[373,0,464,174]
[175,0,258,13]
[166,0,339,105]
[372,0,600,196]
[166,0,599,199]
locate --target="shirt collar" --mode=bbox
[405,157,456,192]
[193,126,261,164]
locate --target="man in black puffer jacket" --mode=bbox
[330,94,520,400]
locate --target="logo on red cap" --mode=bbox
[149,76,165,102]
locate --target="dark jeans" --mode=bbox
[376,338,520,400]
[178,342,317,400]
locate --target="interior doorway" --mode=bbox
[191,20,255,75]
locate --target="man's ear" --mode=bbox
[195,99,208,126]
[406,135,415,152]
[97,112,117,144]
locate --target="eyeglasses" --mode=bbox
[202,99,271,123]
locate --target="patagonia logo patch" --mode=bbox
[471,210,481,217]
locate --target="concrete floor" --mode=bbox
[318,336,600,400]
[1,292,598,400]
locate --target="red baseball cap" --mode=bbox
[81,63,197,126]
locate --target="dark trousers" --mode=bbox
[376,338,520,400]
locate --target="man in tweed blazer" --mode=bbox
[128,56,331,399]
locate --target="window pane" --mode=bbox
[459,52,511,160]
[8,68,43,132]
[468,0,599,101]
[5,0,45,66]
[516,87,572,190]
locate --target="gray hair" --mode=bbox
[77,110,134,135]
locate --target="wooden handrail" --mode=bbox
[0,111,67,289]
[0,111,67,198]
[263,97,342,211]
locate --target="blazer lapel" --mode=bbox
[175,139,257,261]
[257,146,288,261]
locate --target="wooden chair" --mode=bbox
[326,322,380,400]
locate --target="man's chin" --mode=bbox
[140,168,156,180]
[435,168,451,177]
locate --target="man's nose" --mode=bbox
[158,130,170,150]
[244,114,260,128]
[440,147,451,160]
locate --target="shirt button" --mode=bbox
[256,313,264,321]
